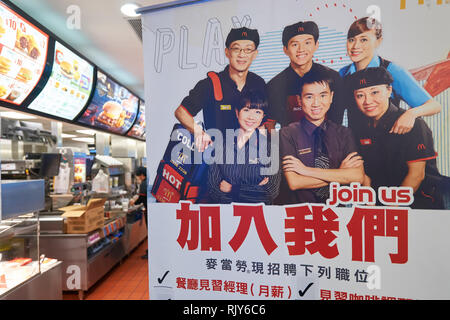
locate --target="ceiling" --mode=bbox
[7,0,177,99]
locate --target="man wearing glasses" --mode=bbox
[174,27,267,152]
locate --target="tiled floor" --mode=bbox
[63,240,149,300]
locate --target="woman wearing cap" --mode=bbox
[207,91,280,204]
[339,17,441,134]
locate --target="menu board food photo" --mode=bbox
[0,1,49,105]
[78,70,139,134]
[127,101,145,140]
[27,41,94,120]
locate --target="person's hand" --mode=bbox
[129,199,135,206]
[258,177,269,186]
[362,174,372,187]
[219,180,232,193]
[194,129,212,152]
[282,155,308,175]
[390,109,416,134]
[340,152,364,169]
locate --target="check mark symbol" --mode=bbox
[157,271,169,284]
[298,283,313,297]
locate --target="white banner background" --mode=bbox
[148,203,450,300]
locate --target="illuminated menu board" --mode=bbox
[0,1,49,105]
[127,101,145,140]
[27,41,94,120]
[78,70,139,134]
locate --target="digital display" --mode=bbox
[73,152,86,183]
[0,1,49,105]
[77,70,139,134]
[27,41,94,120]
[127,101,145,140]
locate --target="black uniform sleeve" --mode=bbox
[341,126,359,157]
[267,76,286,125]
[180,77,212,117]
[135,180,147,206]
[403,119,436,163]
[279,125,298,159]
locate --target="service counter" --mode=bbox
[0,262,63,300]
[35,205,147,300]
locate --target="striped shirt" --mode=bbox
[207,130,280,204]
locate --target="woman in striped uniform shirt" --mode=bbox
[207,91,280,204]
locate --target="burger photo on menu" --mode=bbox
[59,61,73,79]
[97,101,124,128]
[16,67,32,82]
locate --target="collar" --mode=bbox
[221,65,255,90]
[287,61,316,79]
[367,102,400,130]
[221,65,236,88]
[344,55,380,75]
[301,117,328,136]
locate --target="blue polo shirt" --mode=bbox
[339,55,431,107]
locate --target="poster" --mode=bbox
[27,41,94,120]
[0,1,48,105]
[140,0,450,300]
[77,70,139,134]
[127,101,146,140]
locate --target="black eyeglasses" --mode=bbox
[229,47,256,55]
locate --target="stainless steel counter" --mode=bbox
[0,262,63,300]
[37,211,147,299]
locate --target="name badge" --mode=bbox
[298,148,312,155]
[220,105,231,110]
[249,158,259,164]
[360,139,372,145]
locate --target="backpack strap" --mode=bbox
[207,71,223,102]
[379,57,402,107]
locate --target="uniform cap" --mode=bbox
[346,67,394,91]
[282,21,319,47]
[225,27,260,48]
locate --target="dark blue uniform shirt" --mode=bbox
[279,118,358,204]
[267,63,344,128]
[354,104,443,209]
[180,65,267,133]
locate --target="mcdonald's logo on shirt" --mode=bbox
[417,144,426,151]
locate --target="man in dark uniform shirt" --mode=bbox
[280,70,364,204]
[174,27,266,152]
[347,67,444,209]
[267,21,344,129]
[130,166,148,258]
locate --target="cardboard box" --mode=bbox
[61,198,106,234]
